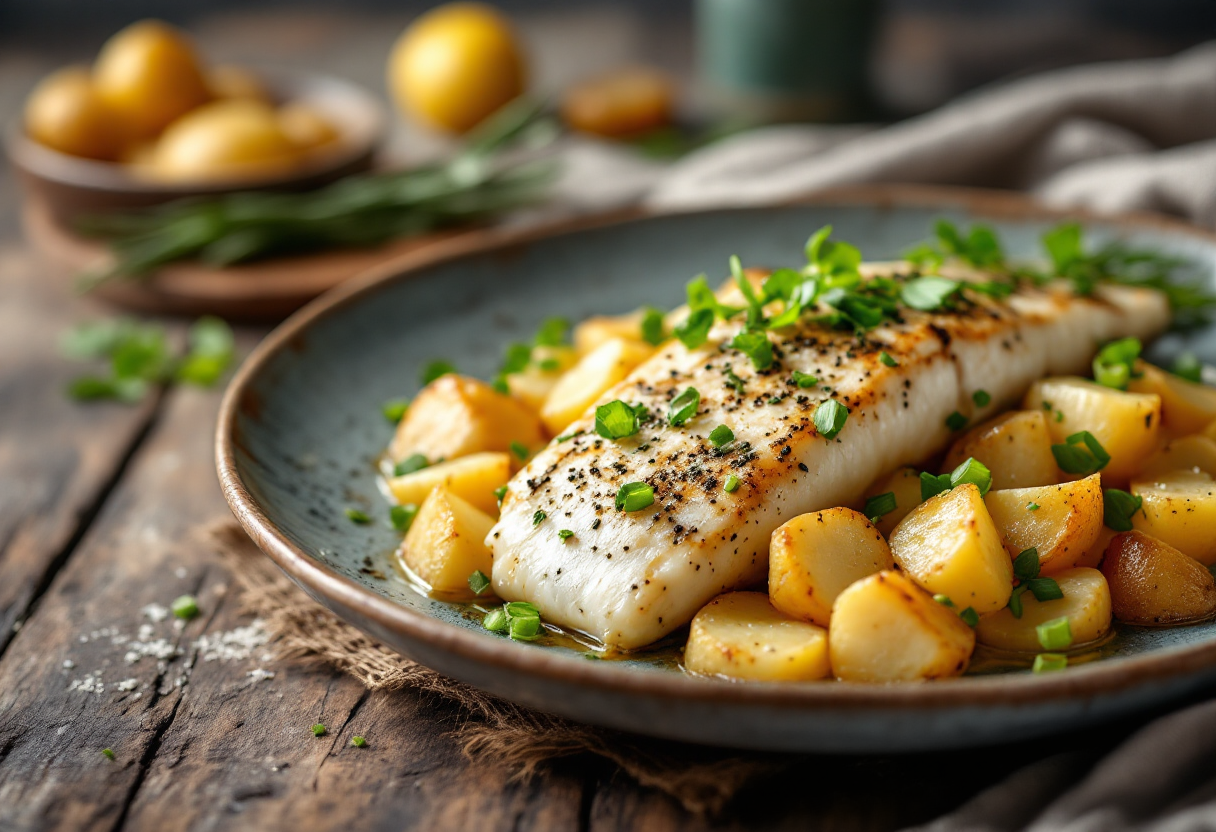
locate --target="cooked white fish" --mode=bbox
[487,275,1170,650]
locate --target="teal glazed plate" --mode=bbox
[217,186,1216,752]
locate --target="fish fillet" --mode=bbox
[487,275,1170,650]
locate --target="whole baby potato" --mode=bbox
[24,67,122,160]
[151,99,299,183]
[1101,530,1216,625]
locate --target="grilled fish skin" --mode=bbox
[487,276,1170,650]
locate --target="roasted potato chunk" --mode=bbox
[400,486,496,597]
[769,508,894,627]
[1101,531,1216,625]
[1129,363,1216,437]
[387,452,510,516]
[942,410,1060,489]
[890,484,1013,614]
[505,345,579,413]
[1137,435,1216,480]
[1131,471,1216,565]
[572,312,649,355]
[1024,377,1161,484]
[390,374,545,463]
[829,571,975,682]
[684,592,830,682]
[975,567,1111,652]
[1076,526,1117,569]
[539,337,652,435]
[862,467,922,536]
[983,474,1103,575]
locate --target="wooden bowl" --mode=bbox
[6,66,386,225]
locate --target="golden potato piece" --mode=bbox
[1076,526,1117,570]
[24,67,123,160]
[862,467,921,537]
[562,67,673,138]
[769,508,894,627]
[208,64,271,103]
[505,345,578,413]
[1131,471,1216,565]
[975,567,1111,652]
[1128,363,1216,437]
[400,486,495,597]
[829,571,975,682]
[572,312,648,355]
[684,592,830,682]
[983,474,1103,575]
[1101,531,1216,625]
[1138,435,1216,480]
[942,410,1060,489]
[1024,377,1161,484]
[539,337,652,435]
[387,452,510,516]
[151,99,300,183]
[390,374,545,463]
[890,484,1013,614]
[278,102,341,152]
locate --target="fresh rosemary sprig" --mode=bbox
[77,98,557,288]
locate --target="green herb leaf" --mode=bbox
[595,400,640,440]
[724,367,746,395]
[1103,488,1143,532]
[1036,617,1073,651]
[1027,577,1064,602]
[723,474,740,493]
[532,511,546,527]
[483,608,509,632]
[351,735,367,747]
[674,308,714,350]
[1173,352,1204,383]
[879,351,898,368]
[1013,547,1041,582]
[667,387,701,426]
[558,529,574,543]
[864,491,897,523]
[345,508,371,524]
[933,594,955,607]
[731,329,773,370]
[510,441,529,460]
[902,276,961,311]
[640,307,666,346]
[949,457,993,495]
[921,471,953,501]
[391,504,419,532]
[102,748,115,760]
[312,723,327,737]
[171,594,199,620]
[1093,337,1142,390]
[382,398,410,423]
[813,399,849,440]
[394,453,430,477]
[533,317,570,347]
[792,370,818,388]
[959,607,979,627]
[615,482,655,512]
[708,424,735,448]
[468,570,491,595]
[1027,502,1040,511]
[1033,653,1068,673]
[972,390,991,407]
[1009,585,1027,619]
[421,360,457,385]
[945,411,968,431]
[1052,431,1111,475]
[494,485,508,507]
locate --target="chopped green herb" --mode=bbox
[102,748,115,760]
[1051,431,1111,475]
[945,411,968,431]
[901,276,961,311]
[920,471,953,501]
[483,608,508,632]
[1173,352,1204,383]
[351,736,367,747]
[391,504,419,532]
[1036,617,1073,651]
[864,491,897,523]
[345,508,371,525]
[911,220,1006,270]
[1027,577,1064,602]
[533,317,570,347]
[972,390,991,408]
[731,329,773,370]
[506,601,540,619]
[724,367,746,394]
[1104,488,1144,532]
[879,351,898,368]
[933,594,955,607]
[1009,585,1027,619]
[171,595,199,620]
[1027,502,1040,511]
[708,424,735,448]
[1013,547,1041,582]
[640,306,666,346]
[667,387,701,427]
[791,370,818,388]
[312,724,327,737]
[494,485,508,508]
[532,511,547,527]
[555,430,582,443]
[510,615,542,641]
[674,308,714,350]
[382,398,410,423]
[468,570,491,595]
[813,399,849,440]
[394,453,430,477]
[959,607,979,627]
[1093,337,1142,390]
[510,441,529,460]
[537,357,561,372]
[595,400,640,440]
[723,475,741,493]
[558,529,574,543]
[421,360,456,385]
[1033,653,1068,673]
[615,482,655,512]
[950,457,993,495]
[731,254,767,328]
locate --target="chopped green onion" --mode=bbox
[1027,577,1064,602]
[667,387,701,427]
[1009,585,1027,619]
[1092,337,1141,390]
[950,457,992,495]
[509,615,542,641]
[901,276,960,311]
[421,360,456,385]
[394,453,430,477]
[723,475,740,493]
[879,351,898,368]
[537,357,561,372]
[959,607,979,627]
[532,511,546,527]
[312,724,326,737]
[640,307,666,346]
[391,504,419,532]
[505,601,540,619]
[731,329,773,370]
[920,471,952,501]
[674,308,714,350]
[813,399,849,440]
[494,485,508,508]
[595,400,640,440]
[558,529,574,543]
[382,398,410,423]
[791,370,818,388]
[708,424,735,448]
[483,608,508,632]
[351,736,367,747]
[1033,653,1068,673]
[864,491,897,524]
[1173,352,1203,383]
[933,594,954,607]
[724,367,746,394]
[101,748,115,760]
[345,508,371,525]
[1013,547,1041,582]
[1027,502,1040,511]
[1037,617,1073,651]
[945,411,968,431]
[468,570,491,595]
[1104,488,1144,532]
[972,390,991,407]
[171,595,199,620]
[1051,431,1111,475]
[510,441,529,460]
[615,482,655,512]
[555,430,582,443]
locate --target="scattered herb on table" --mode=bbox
[312,723,327,737]
[351,735,367,748]
[345,508,371,524]
[171,595,199,620]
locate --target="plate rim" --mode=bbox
[216,183,1216,714]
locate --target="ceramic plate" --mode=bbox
[217,186,1216,752]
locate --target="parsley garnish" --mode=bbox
[921,456,992,499]
[422,360,456,385]
[708,424,735,448]
[345,508,371,524]
[532,511,547,527]
[510,441,529,460]
[972,389,991,407]
[382,398,410,423]
[864,491,897,523]
[468,570,491,595]
[902,276,961,311]
[1051,431,1110,475]
[1173,352,1203,383]
[351,736,367,747]
[640,306,666,346]
[312,723,327,737]
[791,370,818,388]
[391,504,419,532]
[493,485,508,508]
[731,329,773,370]
[616,482,655,511]
[667,387,701,426]
[1104,488,1143,531]
[879,351,898,368]
[394,453,430,476]
[558,529,574,543]
[595,400,640,440]
[945,411,968,431]
[813,399,848,440]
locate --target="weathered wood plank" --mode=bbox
[0,247,163,653]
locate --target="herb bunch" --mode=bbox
[78,98,557,287]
